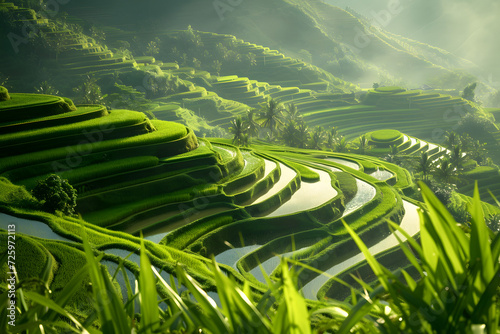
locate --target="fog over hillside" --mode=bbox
[327,0,500,85]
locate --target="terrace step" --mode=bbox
[0,93,76,124]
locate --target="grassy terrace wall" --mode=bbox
[0,93,77,123]
[0,105,109,134]
[0,86,447,313]
[0,121,196,180]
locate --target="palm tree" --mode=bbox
[229,116,248,146]
[434,157,456,184]
[295,122,310,149]
[444,131,460,149]
[284,103,301,123]
[335,136,349,153]
[449,145,467,169]
[416,152,434,181]
[384,144,400,163]
[280,121,299,147]
[259,98,284,137]
[244,110,260,138]
[240,133,250,147]
[309,126,325,150]
[326,127,340,151]
[354,135,372,155]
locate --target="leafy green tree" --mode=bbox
[211,60,222,75]
[457,113,495,140]
[192,57,202,69]
[461,135,488,165]
[246,53,257,67]
[145,41,160,58]
[73,76,106,104]
[34,81,59,95]
[32,174,77,215]
[0,72,9,87]
[259,98,284,137]
[461,82,477,102]
[89,26,106,45]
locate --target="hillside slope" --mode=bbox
[59,0,481,89]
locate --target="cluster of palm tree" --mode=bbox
[413,147,469,185]
[387,130,491,186]
[229,98,348,151]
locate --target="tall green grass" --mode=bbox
[1,184,498,333]
[341,183,500,333]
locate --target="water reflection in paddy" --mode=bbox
[214,245,261,270]
[370,169,393,181]
[324,157,360,170]
[248,175,376,283]
[265,167,337,217]
[343,179,377,215]
[248,163,297,205]
[249,246,309,283]
[0,213,72,242]
[301,200,420,299]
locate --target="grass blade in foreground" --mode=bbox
[340,182,500,333]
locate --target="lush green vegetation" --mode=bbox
[1,1,500,332]
[2,183,498,333]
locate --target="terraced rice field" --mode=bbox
[301,87,478,141]
[0,87,428,302]
[2,31,500,315]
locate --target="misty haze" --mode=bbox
[1,0,499,333]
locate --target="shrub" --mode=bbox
[32,174,77,216]
[457,113,495,140]
[0,86,9,101]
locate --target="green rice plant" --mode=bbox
[0,109,148,147]
[0,93,75,123]
[0,106,108,135]
[19,156,160,190]
[0,248,90,333]
[0,120,191,175]
[340,183,500,333]
[0,226,358,333]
